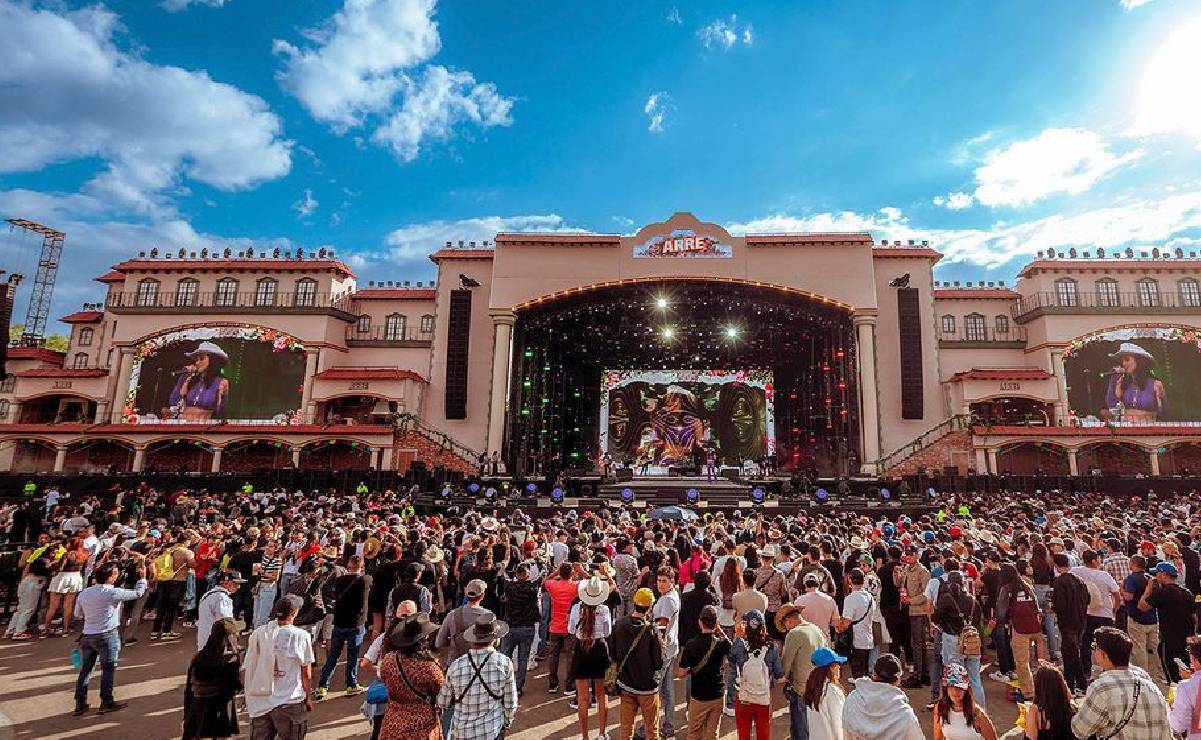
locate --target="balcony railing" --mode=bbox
[106,290,357,317]
[1013,291,1201,321]
[345,326,434,346]
[937,325,1028,346]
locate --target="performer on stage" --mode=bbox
[1103,342,1165,422]
[705,445,717,482]
[165,342,230,421]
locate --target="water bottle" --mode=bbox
[70,647,82,670]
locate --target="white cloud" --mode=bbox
[932,192,976,210]
[969,128,1140,207]
[274,0,512,161]
[666,6,682,24]
[1128,14,1201,147]
[161,0,228,12]
[1121,0,1155,8]
[0,1,290,214]
[293,189,319,218]
[384,214,584,261]
[697,15,753,50]
[644,92,673,133]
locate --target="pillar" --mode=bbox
[371,446,383,469]
[1150,449,1161,477]
[210,447,223,473]
[1050,348,1069,426]
[53,446,68,472]
[986,447,998,475]
[379,446,393,471]
[109,347,135,423]
[291,447,301,468]
[300,349,319,421]
[1068,448,1079,477]
[854,312,881,475]
[132,447,145,472]
[8,401,22,424]
[974,447,988,474]
[486,312,516,455]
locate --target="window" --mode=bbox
[420,314,435,334]
[1096,278,1120,307]
[1180,278,1200,307]
[215,278,239,307]
[0,400,9,420]
[294,278,318,307]
[0,375,14,393]
[73,352,89,369]
[135,278,160,307]
[356,314,371,333]
[78,327,94,346]
[994,314,1010,335]
[385,313,406,341]
[1054,278,1078,307]
[176,278,199,307]
[254,278,278,306]
[940,314,957,335]
[1137,278,1160,307]
[964,313,986,341]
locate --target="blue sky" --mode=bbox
[2,0,1201,331]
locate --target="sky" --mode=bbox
[2,0,1201,332]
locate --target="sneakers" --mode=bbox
[123,638,139,646]
[149,632,161,640]
[72,705,90,717]
[569,697,578,710]
[988,670,1008,683]
[98,702,128,715]
[564,686,577,697]
[723,706,735,717]
[345,684,365,696]
[313,687,328,700]
[162,632,180,640]
[548,686,559,695]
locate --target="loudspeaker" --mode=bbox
[615,467,633,482]
[896,287,924,419]
[0,283,12,377]
[444,289,472,419]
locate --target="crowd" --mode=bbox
[3,481,1201,740]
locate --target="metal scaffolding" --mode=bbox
[6,219,65,346]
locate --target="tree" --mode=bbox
[8,323,69,352]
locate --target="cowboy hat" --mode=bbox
[1109,342,1156,366]
[480,516,500,532]
[319,545,340,559]
[849,536,867,550]
[424,545,444,564]
[186,341,230,363]
[464,612,509,644]
[577,576,611,607]
[774,603,804,632]
[389,613,439,649]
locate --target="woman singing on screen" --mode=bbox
[1103,342,1165,423]
[167,341,230,421]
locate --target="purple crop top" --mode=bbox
[169,373,227,416]
[1105,374,1160,413]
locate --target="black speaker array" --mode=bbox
[896,287,924,419]
[0,283,12,377]
[444,289,472,419]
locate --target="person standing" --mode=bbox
[1051,553,1090,695]
[436,613,518,740]
[1072,550,1121,681]
[152,536,194,640]
[377,612,444,740]
[245,594,315,740]
[728,609,783,740]
[1122,555,1166,686]
[196,570,244,650]
[72,561,149,715]
[1168,637,1201,740]
[676,605,731,740]
[638,565,682,740]
[612,588,665,740]
[803,647,847,740]
[542,562,580,695]
[1139,561,1194,684]
[182,617,241,740]
[1071,627,1172,740]
[316,554,371,698]
[570,576,614,739]
[780,602,827,740]
[837,569,876,679]
[498,562,540,696]
[841,654,925,740]
[5,533,53,639]
[253,539,282,629]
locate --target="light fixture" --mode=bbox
[440,485,453,499]
[751,487,766,504]
[724,325,739,339]
[661,326,675,340]
[467,482,480,494]
[551,487,564,504]
[655,296,668,309]
[621,487,634,504]
[686,488,699,504]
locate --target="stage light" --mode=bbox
[621,487,634,503]
[467,482,481,495]
[525,482,538,495]
[661,326,675,340]
[880,487,891,502]
[486,487,498,499]
[655,296,669,309]
[686,488,699,504]
[724,325,739,339]
[751,487,766,504]
[440,485,453,499]
[815,487,829,502]
[551,487,564,504]
[928,487,938,500]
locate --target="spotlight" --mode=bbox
[686,488,699,504]
[655,296,669,309]
[485,487,498,499]
[661,326,675,340]
[928,487,938,501]
[815,487,829,503]
[620,487,634,504]
[880,487,891,502]
[751,487,766,504]
[440,485,453,499]
[724,325,739,339]
[525,482,539,496]
[467,482,480,494]
[551,486,564,504]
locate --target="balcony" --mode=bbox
[937,325,1028,348]
[1012,291,1201,322]
[345,326,434,348]
[105,290,358,320]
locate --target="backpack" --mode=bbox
[1010,590,1042,634]
[737,646,772,705]
[153,548,179,580]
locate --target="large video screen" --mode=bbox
[125,326,306,424]
[599,369,774,466]
[1064,326,1201,425]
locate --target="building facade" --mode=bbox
[1,212,1199,478]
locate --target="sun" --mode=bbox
[1130,14,1201,146]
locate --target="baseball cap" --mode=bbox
[464,579,488,598]
[743,609,765,630]
[1155,561,1179,578]
[217,570,246,584]
[943,663,970,689]
[811,646,847,668]
[632,588,655,608]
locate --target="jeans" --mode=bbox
[993,623,1014,674]
[908,614,929,680]
[787,686,809,740]
[536,591,552,658]
[253,583,279,628]
[940,633,985,709]
[74,629,121,708]
[5,575,44,635]
[319,625,365,689]
[724,656,738,710]
[1034,585,1060,660]
[546,632,575,690]
[1060,622,1087,692]
[930,626,943,700]
[500,625,536,691]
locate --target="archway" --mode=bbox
[508,279,856,477]
[18,394,97,424]
[995,442,1070,475]
[64,438,135,473]
[970,397,1053,426]
[145,439,215,473]
[315,395,397,425]
[10,439,57,473]
[298,440,372,471]
[1077,442,1151,476]
[1159,442,1201,476]
[221,439,292,473]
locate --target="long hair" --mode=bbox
[197,351,227,383]
[936,680,977,727]
[1118,354,1154,397]
[719,556,741,596]
[1033,664,1075,736]
[1031,543,1053,582]
[578,603,598,651]
[744,620,769,652]
[999,562,1035,600]
[803,663,834,710]
[193,617,238,672]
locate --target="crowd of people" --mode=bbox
[3,481,1201,739]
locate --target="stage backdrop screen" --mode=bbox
[1064,326,1201,425]
[599,369,774,466]
[125,326,306,424]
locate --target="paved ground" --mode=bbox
[0,629,1021,739]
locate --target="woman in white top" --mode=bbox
[568,576,614,740]
[933,663,998,740]
[714,554,742,629]
[804,646,847,740]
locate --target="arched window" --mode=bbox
[1137,278,1160,307]
[385,313,406,341]
[1054,278,1078,307]
[294,278,318,307]
[964,313,986,342]
[1095,278,1120,307]
[420,314,435,334]
[356,314,371,333]
[78,327,94,346]
[135,278,160,307]
[1179,278,1200,307]
[73,352,89,369]
[940,314,957,335]
[994,314,1010,335]
[0,375,14,393]
[176,278,199,307]
[215,278,239,307]
[254,278,278,306]
[0,400,9,420]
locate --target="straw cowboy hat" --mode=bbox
[424,545,444,564]
[1109,342,1156,366]
[186,341,229,363]
[774,603,804,633]
[480,516,500,532]
[577,576,612,607]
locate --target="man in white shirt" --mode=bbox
[1073,550,1121,680]
[246,594,314,740]
[838,568,876,679]
[636,565,682,740]
[197,570,245,650]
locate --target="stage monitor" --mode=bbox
[599,369,774,468]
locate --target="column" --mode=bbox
[110,347,135,423]
[379,446,393,471]
[291,448,301,468]
[300,349,319,421]
[974,447,988,474]
[371,447,383,469]
[132,446,146,472]
[486,312,516,455]
[986,447,998,475]
[8,401,22,424]
[210,447,223,473]
[53,446,68,472]
[1050,348,1069,426]
[1068,448,1079,477]
[854,312,881,475]
[1150,449,1161,477]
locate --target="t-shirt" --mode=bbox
[653,589,682,659]
[797,591,839,633]
[1123,572,1157,625]
[677,634,732,701]
[544,577,578,634]
[732,588,768,623]
[782,622,828,692]
[842,589,875,650]
[1147,582,1195,642]
[270,624,315,708]
[1071,566,1119,619]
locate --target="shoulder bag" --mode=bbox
[604,622,650,697]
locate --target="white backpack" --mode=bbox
[737,646,772,705]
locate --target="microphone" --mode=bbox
[171,364,199,376]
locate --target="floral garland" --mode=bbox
[1063,324,1201,359]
